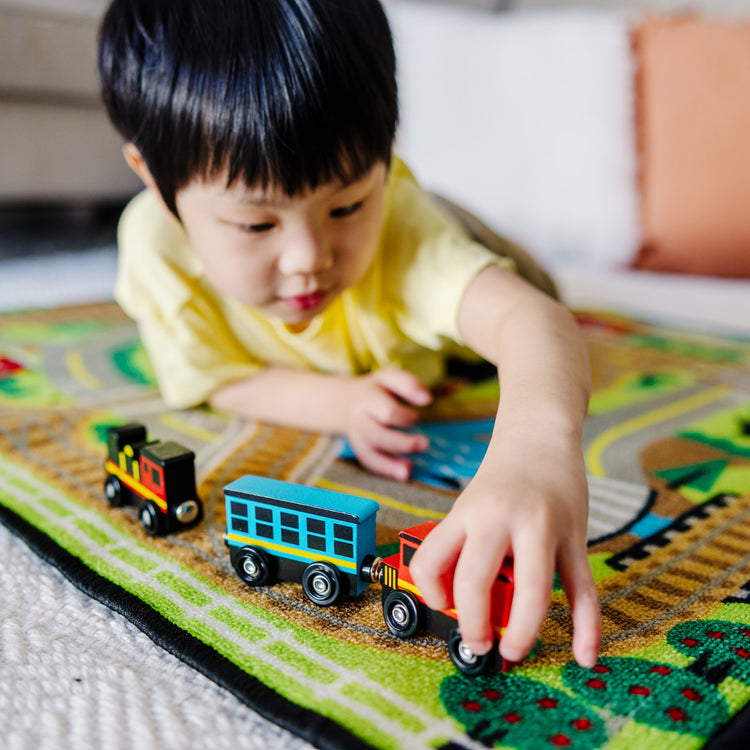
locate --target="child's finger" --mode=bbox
[363,419,429,456]
[557,543,601,668]
[352,438,414,482]
[408,520,465,611]
[373,367,432,407]
[498,529,555,663]
[366,390,422,430]
[452,527,510,655]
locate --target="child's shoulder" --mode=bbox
[118,190,196,270]
[383,156,471,260]
[115,190,203,312]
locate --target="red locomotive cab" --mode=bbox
[489,562,514,638]
[379,520,515,676]
[138,454,166,500]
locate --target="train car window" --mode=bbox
[334,540,354,559]
[151,467,162,487]
[234,518,249,533]
[279,512,300,546]
[231,502,247,518]
[281,512,299,529]
[333,524,353,542]
[257,507,273,523]
[332,524,354,559]
[257,523,274,539]
[308,534,326,552]
[402,543,417,568]
[281,527,299,545]
[307,518,325,535]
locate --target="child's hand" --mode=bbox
[343,367,432,481]
[408,424,601,669]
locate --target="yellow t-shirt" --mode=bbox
[115,158,513,409]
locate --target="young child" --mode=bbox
[98,0,601,668]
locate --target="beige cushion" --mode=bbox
[0,1,141,200]
[0,101,140,201]
[0,1,107,100]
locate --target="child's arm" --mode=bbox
[408,263,601,668]
[209,366,432,481]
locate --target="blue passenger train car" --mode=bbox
[224,475,379,606]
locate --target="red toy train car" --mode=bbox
[378,520,514,675]
[104,423,203,536]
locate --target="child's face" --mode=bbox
[174,161,388,325]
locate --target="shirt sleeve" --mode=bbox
[115,192,262,409]
[380,162,515,352]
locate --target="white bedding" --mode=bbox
[557,267,750,336]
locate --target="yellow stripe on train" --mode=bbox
[105,459,168,513]
[226,532,358,571]
[396,577,459,617]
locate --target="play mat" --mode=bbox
[1,302,750,749]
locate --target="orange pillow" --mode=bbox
[633,15,750,277]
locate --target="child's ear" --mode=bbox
[123,143,158,192]
[122,143,176,220]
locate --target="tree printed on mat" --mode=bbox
[440,672,606,749]
[563,656,729,739]
[668,619,750,685]
[439,617,750,749]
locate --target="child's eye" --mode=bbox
[330,201,363,219]
[240,222,275,234]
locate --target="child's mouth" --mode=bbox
[284,290,327,311]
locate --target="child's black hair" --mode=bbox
[98,0,398,216]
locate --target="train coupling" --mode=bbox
[360,555,384,584]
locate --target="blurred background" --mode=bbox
[2,0,750,311]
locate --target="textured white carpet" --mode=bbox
[0,524,313,750]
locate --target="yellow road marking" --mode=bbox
[159,413,220,443]
[315,478,446,520]
[66,350,102,390]
[587,385,731,477]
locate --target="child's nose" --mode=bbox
[278,230,332,276]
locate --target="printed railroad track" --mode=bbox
[539,491,750,664]
[0,409,105,507]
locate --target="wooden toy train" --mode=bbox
[103,424,514,674]
[104,423,203,535]
[223,474,514,675]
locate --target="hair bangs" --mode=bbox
[202,1,396,196]
[99,0,398,214]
